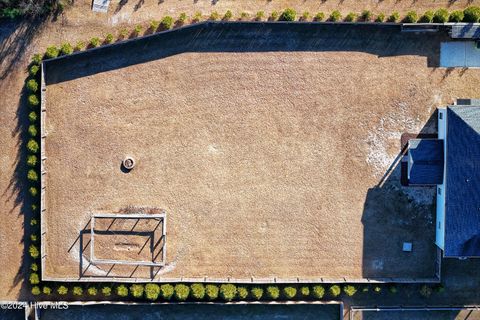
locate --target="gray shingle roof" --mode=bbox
[407,139,444,185]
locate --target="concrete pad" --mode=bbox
[440,41,480,68]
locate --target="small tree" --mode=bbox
[266,285,280,300]
[32,54,42,65]
[404,11,418,23]
[27,169,38,182]
[223,10,233,21]
[209,11,219,21]
[388,12,400,22]
[190,283,205,300]
[29,65,39,77]
[174,284,190,301]
[250,286,263,300]
[420,10,434,23]
[301,11,310,21]
[133,25,143,36]
[345,12,357,22]
[45,46,59,59]
[28,95,39,107]
[26,79,38,92]
[29,244,39,258]
[74,41,85,51]
[29,187,38,197]
[329,285,341,297]
[31,286,41,295]
[449,10,464,22]
[28,125,37,137]
[205,284,219,300]
[240,12,249,20]
[300,286,310,297]
[329,10,342,22]
[30,263,38,272]
[433,8,449,23]
[102,286,112,297]
[192,11,202,22]
[237,286,248,299]
[463,6,480,22]
[160,284,174,300]
[373,286,382,293]
[314,12,325,21]
[28,111,38,123]
[149,20,159,32]
[282,286,297,299]
[312,285,325,299]
[361,10,372,21]
[343,285,357,297]
[29,273,40,285]
[280,8,296,21]
[219,284,237,301]
[60,42,73,55]
[27,155,37,167]
[161,16,174,30]
[57,285,68,295]
[104,33,114,44]
[178,13,187,25]
[43,286,52,295]
[30,234,38,242]
[145,284,160,301]
[30,218,37,226]
[270,11,279,21]
[87,286,98,296]
[90,37,101,48]
[420,285,432,298]
[118,28,129,40]
[73,286,83,296]
[130,284,144,298]
[116,284,128,297]
[388,285,398,294]
[255,11,264,21]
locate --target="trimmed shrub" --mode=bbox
[116,284,129,297]
[209,11,219,21]
[420,284,432,298]
[45,46,59,59]
[27,139,39,153]
[88,286,98,296]
[60,42,73,55]
[29,272,40,285]
[219,284,237,301]
[89,37,100,47]
[240,12,249,20]
[343,285,357,297]
[174,284,190,301]
[28,94,39,107]
[312,285,325,299]
[375,13,385,22]
[160,284,174,300]
[105,33,114,44]
[28,111,38,123]
[28,124,38,137]
[255,11,265,21]
[30,234,38,242]
[404,11,418,23]
[31,286,41,295]
[102,286,112,297]
[145,284,160,300]
[388,285,398,294]
[32,54,42,65]
[420,10,434,23]
[30,218,38,226]
[282,286,297,299]
[31,204,37,211]
[192,11,202,22]
[43,286,52,295]
[30,263,38,272]
[373,286,382,293]
[388,11,400,22]
[29,244,39,258]
[360,10,372,21]
[190,283,205,300]
[119,28,129,39]
[329,285,341,297]
[130,284,144,298]
[29,65,39,77]
[266,285,280,300]
[26,79,38,92]
[29,187,38,197]
[237,286,248,299]
[27,169,38,182]
[300,286,310,297]
[301,11,310,21]
[74,41,85,51]
[205,284,219,300]
[314,12,325,21]
[149,20,159,31]
[161,16,174,30]
[178,12,187,24]
[433,8,449,23]
[280,8,296,21]
[463,6,480,22]
[329,10,342,22]
[27,155,37,167]
[73,286,83,296]
[223,10,233,21]
[57,285,68,295]
[134,25,143,35]
[250,286,263,300]
[345,12,357,22]
[270,11,279,21]
[449,10,464,22]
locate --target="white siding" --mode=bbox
[436,108,446,250]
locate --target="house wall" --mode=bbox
[436,108,446,250]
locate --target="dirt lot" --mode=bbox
[37,24,475,282]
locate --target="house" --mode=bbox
[407,99,480,258]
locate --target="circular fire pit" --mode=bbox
[123,156,136,170]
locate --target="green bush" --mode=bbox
[270,11,279,21]
[282,286,297,299]
[31,286,41,295]
[28,124,37,137]
[161,16,174,30]
[388,285,398,294]
[134,25,143,35]
[27,155,37,167]
[27,169,38,182]
[160,284,174,300]
[449,10,464,22]
[31,204,37,212]
[74,41,85,51]
[89,37,100,47]
[30,218,37,226]
[433,9,449,23]
[30,263,38,272]
[266,285,280,300]
[279,8,296,21]
[105,33,114,44]
[463,6,480,22]
[250,286,263,300]
[29,65,39,77]
[388,11,400,22]
[240,12,249,20]
[373,286,382,293]
[88,286,98,296]
[32,54,42,65]
[329,10,342,22]
[219,284,237,301]
[29,244,39,258]
[237,286,248,299]
[329,285,341,297]
[345,12,357,22]
[30,234,38,242]
[190,283,205,300]
[73,286,83,296]
[28,94,39,107]
[314,12,325,21]
[174,284,190,301]
[28,111,38,123]
[312,285,325,299]
[209,11,219,21]
[404,11,418,23]
[420,10,434,23]
[178,12,187,24]
[361,10,372,21]
[119,28,129,39]
[130,284,144,298]
[57,285,68,295]
[420,285,432,298]
[255,11,264,21]
[29,272,40,285]
[223,10,233,21]
[60,42,73,55]
[145,284,160,300]
[301,11,310,21]
[192,11,202,22]
[26,79,38,92]
[343,285,357,296]
[43,286,52,295]
[205,284,219,300]
[149,20,159,31]
[29,187,38,197]
[102,286,112,296]
[45,46,59,59]
[116,284,128,297]
[300,286,310,297]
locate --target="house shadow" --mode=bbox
[361,111,439,281]
[42,22,449,85]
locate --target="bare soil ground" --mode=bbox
[39,24,478,282]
